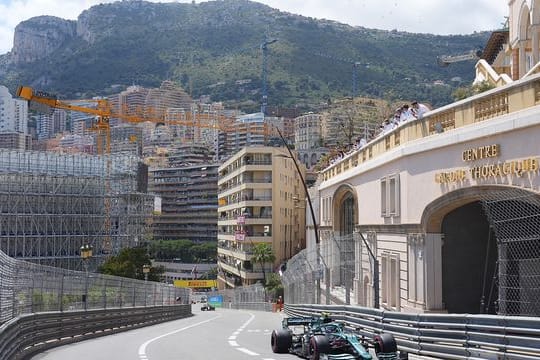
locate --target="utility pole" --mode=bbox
[358,231,379,309]
[311,52,367,99]
[260,38,278,115]
[80,244,93,311]
[275,127,330,304]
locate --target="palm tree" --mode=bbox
[251,242,275,286]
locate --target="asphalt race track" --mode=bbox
[31,307,294,360]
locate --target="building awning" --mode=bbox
[483,30,509,65]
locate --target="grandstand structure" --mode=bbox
[0,150,153,271]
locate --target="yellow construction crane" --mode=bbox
[16,85,255,154]
[17,86,115,154]
[437,49,483,67]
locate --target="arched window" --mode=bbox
[339,193,355,236]
[337,191,356,290]
[311,153,318,167]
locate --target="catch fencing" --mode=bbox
[281,233,355,306]
[281,248,319,304]
[480,188,540,316]
[0,250,189,325]
[213,283,272,311]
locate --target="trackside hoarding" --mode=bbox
[173,279,217,288]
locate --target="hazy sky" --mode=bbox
[0,0,508,54]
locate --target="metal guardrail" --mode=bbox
[285,304,540,360]
[0,305,191,360]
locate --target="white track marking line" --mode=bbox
[138,315,221,360]
[227,313,257,353]
[237,347,259,356]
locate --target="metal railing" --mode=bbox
[0,250,190,325]
[286,304,540,360]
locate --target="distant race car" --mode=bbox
[200,303,215,311]
[271,314,399,360]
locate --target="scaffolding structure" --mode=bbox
[0,150,153,271]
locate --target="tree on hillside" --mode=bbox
[99,247,164,281]
[265,273,284,300]
[251,242,276,286]
[452,80,495,101]
[149,239,216,262]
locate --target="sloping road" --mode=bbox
[32,307,293,360]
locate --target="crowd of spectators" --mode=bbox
[378,101,431,136]
[325,101,431,168]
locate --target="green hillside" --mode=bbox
[0,0,492,111]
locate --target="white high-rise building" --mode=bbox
[37,109,67,140]
[0,86,28,134]
[13,99,28,134]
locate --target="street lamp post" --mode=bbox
[143,264,151,282]
[357,231,379,309]
[143,264,151,307]
[80,244,93,310]
[275,127,330,304]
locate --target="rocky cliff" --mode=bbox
[11,16,76,64]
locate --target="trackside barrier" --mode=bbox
[229,302,273,311]
[285,304,540,360]
[0,250,190,325]
[0,305,191,360]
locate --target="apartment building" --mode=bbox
[0,86,30,150]
[217,146,306,288]
[36,109,67,140]
[217,112,269,160]
[0,132,31,150]
[294,112,328,170]
[149,144,218,243]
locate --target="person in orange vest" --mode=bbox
[276,296,283,311]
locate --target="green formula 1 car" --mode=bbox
[271,314,399,360]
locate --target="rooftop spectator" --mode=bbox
[411,101,431,119]
[400,104,415,122]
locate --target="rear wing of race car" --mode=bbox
[282,317,321,328]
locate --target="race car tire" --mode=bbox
[373,333,398,354]
[271,329,292,353]
[309,335,330,360]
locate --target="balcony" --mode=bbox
[218,261,264,280]
[218,178,273,195]
[217,231,235,241]
[219,162,272,184]
[218,196,272,212]
[217,243,253,261]
[218,273,240,287]
[218,210,272,225]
